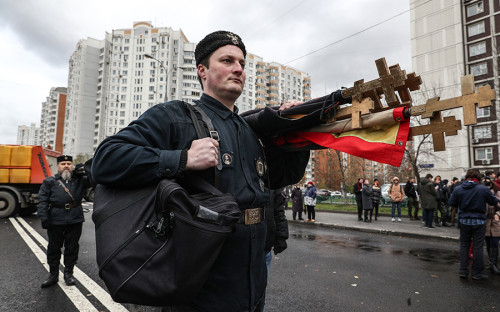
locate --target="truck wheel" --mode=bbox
[0,191,19,218]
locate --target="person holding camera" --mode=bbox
[37,155,90,288]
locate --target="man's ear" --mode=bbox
[198,64,207,81]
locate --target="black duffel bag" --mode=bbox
[92,176,241,306]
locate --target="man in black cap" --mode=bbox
[37,155,89,288]
[92,31,309,311]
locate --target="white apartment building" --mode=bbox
[410,0,469,179]
[99,22,199,147]
[64,37,105,156]
[411,0,500,178]
[17,123,40,145]
[62,22,311,154]
[40,87,67,153]
[236,54,312,112]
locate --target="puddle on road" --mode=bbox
[291,232,459,264]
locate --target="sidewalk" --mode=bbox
[285,210,459,242]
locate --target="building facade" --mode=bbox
[463,0,500,171]
[65,37,104,157]
[236,54,312,112]
[60,21,312,155]
[17,123,40,145]
[40,87,67,153]
[410,0,500,177]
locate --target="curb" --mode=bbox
[288,220,459,243]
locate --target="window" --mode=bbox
[476,147,493,160]
[469,41,486,57]
[467,2,483,17]
[477,106,490,118]
[468,21,485,37]
[470,62,487,76]
[474,125,492,139]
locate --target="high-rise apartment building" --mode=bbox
[96,22,199,151]
[62,22,311,155]
[236,54,312,112]
[17,123,40,145]
[65,37,105,156]
[410,0,499,177]
[463,0,499,170]
[40,87,67,152]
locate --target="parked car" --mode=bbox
[331,191,342,196]
[317,189,331,197]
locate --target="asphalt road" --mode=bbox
[1,207,500,312]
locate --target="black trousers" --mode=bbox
[306,205,315,220]
[356,199,363,219]
[459,223,486,277]
[47,222,83,270]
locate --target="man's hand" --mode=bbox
[73,164,85,177]
[186,138,220,170]
[273,239,288,255]
[279,99,304,111]
[41,220,50,229]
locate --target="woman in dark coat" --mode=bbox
[362,179,373,222]
[291,184,304,221]
[372,179,382,220]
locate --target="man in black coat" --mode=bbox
[92,31,309,312]
[37,155,90,288]
[354,178,364,221]
[405,177,419,220]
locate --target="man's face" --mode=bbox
[57,161,73,174]
[490,173,496,179]
[410,178,415,183]
[198,45,246,105]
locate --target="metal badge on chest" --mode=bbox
[256,157,266,192]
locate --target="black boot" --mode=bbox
[64,267,77,286]
[489,248,500,275]
[41,267,59,288]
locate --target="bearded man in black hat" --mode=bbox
[92,30,310,312]
[37,155,90,288]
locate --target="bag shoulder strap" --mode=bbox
[182,101,222,188]
[57,179,76,203]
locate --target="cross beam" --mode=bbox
[341,58,422,109]
[410,75,495,125]
[408,113,462,151]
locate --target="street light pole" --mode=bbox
[145,54,189,102]
[145,53,171,102]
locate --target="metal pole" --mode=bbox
[145,54,170,102]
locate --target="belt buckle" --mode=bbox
[244,208,261,225]
[64,203,71,210]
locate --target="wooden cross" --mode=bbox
[408,112,462,151]
[411,75,495,125]
[341,58,422,109]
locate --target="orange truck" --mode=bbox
[0,145,61,218]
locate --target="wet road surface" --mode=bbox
[264,223,500,311]
[2,214,500,311]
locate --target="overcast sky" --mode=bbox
[0,0,411,144]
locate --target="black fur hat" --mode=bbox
[57,155,73,163]
[195,31,246,66]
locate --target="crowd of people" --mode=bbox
[288,170,500,280]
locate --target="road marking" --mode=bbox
[9,217,98,312]
[12,217,128,312]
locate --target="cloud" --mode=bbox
[0,0,412,144]
[0,0,80,68]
